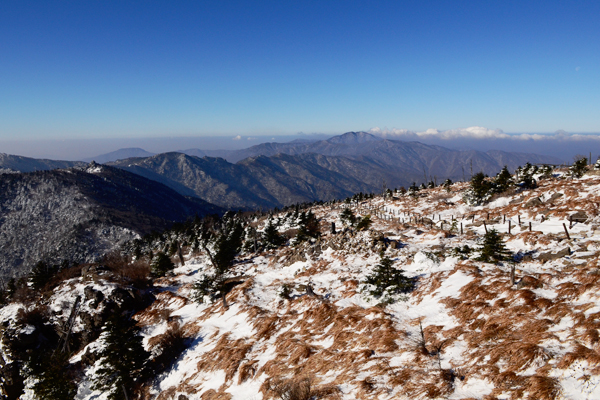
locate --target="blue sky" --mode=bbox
[1,0,600,143]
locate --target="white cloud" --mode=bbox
[247,137,256,140]
[576,66,581,72]
[233,135,242,140]
[369,126,600,141]
[369,126,507,140]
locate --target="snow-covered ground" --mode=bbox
[5,171,600,399]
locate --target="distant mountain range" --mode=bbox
[108,132,562,209]
[0,132,563,276]
[0,153,84,172]
[1,132,562,211]
[0,163,222,278]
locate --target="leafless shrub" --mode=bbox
[101,251,151,287]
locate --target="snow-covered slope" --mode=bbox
[4,169,600,400]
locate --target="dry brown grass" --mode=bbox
[261,375,341,400]
[200,388,232,400]
[135,291,189,325]
[557,343,600,369]
[521,375,562,400]
[238,360,258,384]
[195,334,254,381]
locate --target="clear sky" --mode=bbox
[1,0,600,142]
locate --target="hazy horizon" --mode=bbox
[2,128,600,164]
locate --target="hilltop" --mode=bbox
[1,165,600,399]
[0,163,222,279]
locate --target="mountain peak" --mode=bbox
[83,148,155,164]
[326,131,383,144]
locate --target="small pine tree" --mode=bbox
[471,172,492,200]
[168,241,180,256]
[443,178,452,192]
[29,261,56,291]
[151,252,175,277]
[93,314,149,400]
[569,156,588,178]
[408,182,419,197]
[476,229,512,263]
[517,162,537,189]
[263,219,284,249]
[27,351,76,400]
[191,273,222,303]
[539,164,554,179]
[463,172,493,205]
[364,252,414,299]
[355,215,372,231]
[295,211,320,243]
[494,166,513,193]
[340,208,356,226]
[193,217,245,305]
[213,220,244,275]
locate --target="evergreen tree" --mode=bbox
[27,351,76,400]
[494,166,513,193]
[263,219,284,249]
[408,182,419,197]
[151,251,175,277]
[93,314,149,400]
[7,277,16,299]
[476,229,512,263]
[464,172,493,205]
[355,215,372,231]
[443,178,453,192]
[193,217,244,305]
[213,220,244,275]
[539,164,554,179]
[340,208,356,226]
[471,172,492,200]
[29,261,56,291]
[569,156,588,178]
[295,211,320,243]
[517,163,537,189]
[364,252,414,299]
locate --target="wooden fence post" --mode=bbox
[563,223,571,240]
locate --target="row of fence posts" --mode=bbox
[334,199,574,239]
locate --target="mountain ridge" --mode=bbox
[0,163,222,278]
[108,132,561,209]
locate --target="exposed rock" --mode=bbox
[546,192,564,203]
[569,211,588,223]
[524,197,543,208]
[517,275,543,289]
[84,286,105,308]
[537,247,571,262]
